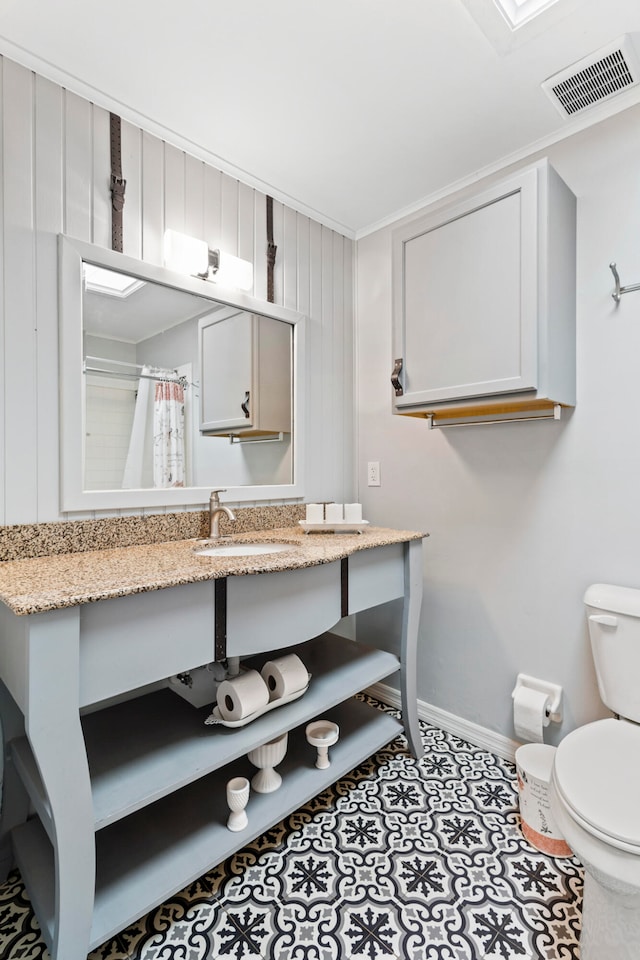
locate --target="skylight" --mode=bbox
[459,0,582,55]
[494,0,560,29]
[83,264,146,299]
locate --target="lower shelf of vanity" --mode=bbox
[14,697,402,951]
[12,633,400,832]
[11,632,404,952]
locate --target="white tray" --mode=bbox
[298,520,369,534]
[204,683,309,728]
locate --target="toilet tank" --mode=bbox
[584,583,640,722]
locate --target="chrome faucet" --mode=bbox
[209,489,236,539]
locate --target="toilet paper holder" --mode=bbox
[511,673,563,724]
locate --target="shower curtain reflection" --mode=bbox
[122,366,185,489]
[154,379,185,487]
[122,365,153,488]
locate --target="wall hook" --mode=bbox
[610,262,640,304]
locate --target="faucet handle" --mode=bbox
[209,488,227,505]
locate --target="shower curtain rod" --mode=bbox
[83,355,196,389]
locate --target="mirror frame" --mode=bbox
[58,234,306,511]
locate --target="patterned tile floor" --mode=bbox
[0,703,583,959]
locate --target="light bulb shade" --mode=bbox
[212,250,254,292]
[163,229,209,277]
[163,229,254,291]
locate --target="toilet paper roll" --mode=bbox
[261,654,309,701]
[344,502,363,523]
[513,686,551,743]
[217,669,270,721]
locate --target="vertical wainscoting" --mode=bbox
[0,55,354,526]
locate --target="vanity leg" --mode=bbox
[400,540,424,760]
[0,680,29,880]
[25,610,95,960]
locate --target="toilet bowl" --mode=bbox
[549,584,640,959]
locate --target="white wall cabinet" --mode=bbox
[391,159,576,426]
[199,309,292,438]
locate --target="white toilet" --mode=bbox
[550,584,640,959]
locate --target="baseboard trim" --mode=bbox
[367,681,519,763]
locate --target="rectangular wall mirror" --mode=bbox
[58,235,306,512]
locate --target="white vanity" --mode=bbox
[0,526,424,960]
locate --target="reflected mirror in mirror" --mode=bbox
[83,269,292,491]
[59,236,306,511]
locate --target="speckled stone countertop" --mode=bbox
[0,526,426,616]
[0,504,307,562]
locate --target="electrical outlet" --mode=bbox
[367,461,381,486]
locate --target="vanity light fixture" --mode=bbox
[163,229,254,291]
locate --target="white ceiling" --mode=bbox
[1,0,640,236]
[83,274,219,344]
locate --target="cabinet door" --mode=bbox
[199,310,255,432]
[392,167,539,407]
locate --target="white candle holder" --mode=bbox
[248,731,288,793]
[305,503,324,523]
[306,719,340,769]
[344,502,363,523]
[324,503,344,524]
[226,776,250,832]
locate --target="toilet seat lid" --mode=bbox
[554,719,640,849]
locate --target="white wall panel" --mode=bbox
[283,205,298,312]
[220,173,239,257]
[321,227,336,499]
[332,233,345,496]
[164,143,186,237]
[140,130,163,265]
[203,164,222,257]
[3,60,37,524]
[185,153,204,242]
[341,235,354,494]
[64,92,93,242]
[34,75,64,522]
[237,181,254,279]
[0,54,354,525]
[0,61,5,522]
[307,219,324,502]
[92,107,111,249]
[296,213,310,318]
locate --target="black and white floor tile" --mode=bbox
[0,701,584,959]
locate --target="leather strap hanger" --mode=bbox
[266,195,277,302]
[109,113,127,253]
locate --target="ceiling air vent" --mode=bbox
[542,36,640,118]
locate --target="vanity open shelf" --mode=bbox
[0,530,424,960]
[10,633,400,831]
[14,697,400,951]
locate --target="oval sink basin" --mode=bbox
[195,543,294,558]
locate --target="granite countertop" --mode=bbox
[0,526,426,616]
